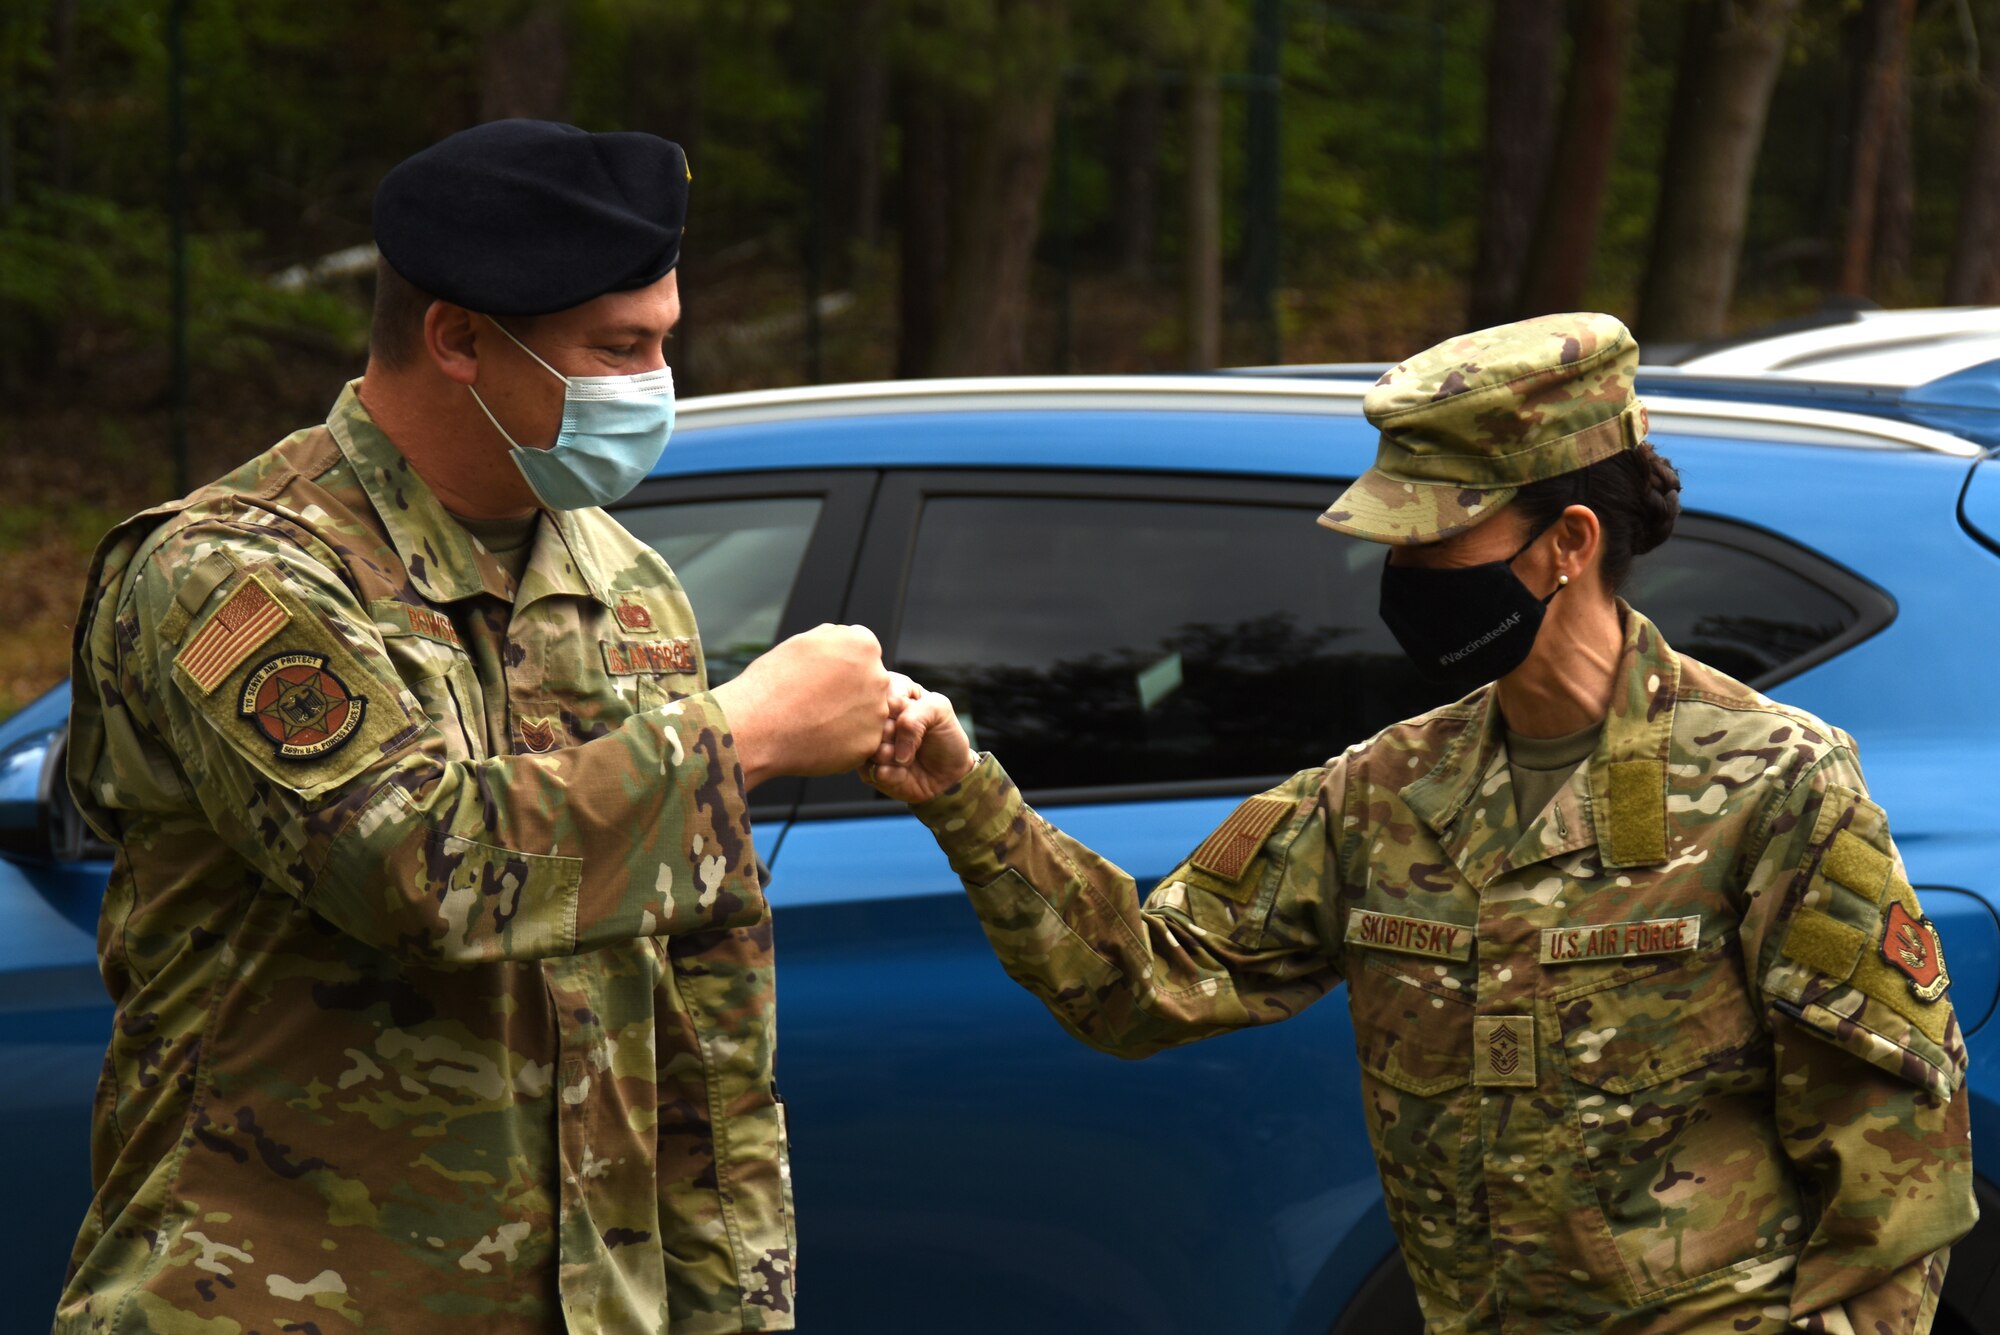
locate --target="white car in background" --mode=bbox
[1671,305,2000,386]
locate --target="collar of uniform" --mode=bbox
[1400,698,1513,890]
[1401,600,1679,879]
[326,380,515,604]
[516,507,618,610]
[1581,602,1679,869]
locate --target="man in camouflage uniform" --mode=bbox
[870,314,1976,1332]
[58,121,885,1333]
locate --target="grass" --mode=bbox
[0,506,124,718]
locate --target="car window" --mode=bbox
[893,493,1451,792]
[1624,523,1872,686]
[890,491,1876,796]
[619,496,823,683]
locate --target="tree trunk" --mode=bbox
[479,1,568,123]
[1184,65,1222,369]
[1637,0,1802,346]
[823,0,890,284]
[1517,0,1637,316]
[1835,0,1916,297]
[895,73,953,377]
[49,0,76,194]
[1948,0,2000,303]
[1467,0,1562,328]
[1110,78,1163,276]
[649,23,701,387]
[930,0,1068,377]
[0,85,14,224]
[1872,63,1913,292]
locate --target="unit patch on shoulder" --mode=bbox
[1187,796,1293,883]
[1880,899,1949,1002]
[239,652,367,760]
[175,574,290,694]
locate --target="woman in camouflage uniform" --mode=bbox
[869,314,1975,1334]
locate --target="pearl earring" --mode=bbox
[1557,574,1570,586]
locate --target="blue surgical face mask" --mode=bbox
[467,318,675,511]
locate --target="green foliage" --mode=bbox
[0,190,362,373]
[1277,4,1487,279]
[0,0,1988,392]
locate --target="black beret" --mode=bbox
[373,118,690,317]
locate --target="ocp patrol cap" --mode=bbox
[1318,312,1650,546]
[373,118,691,318]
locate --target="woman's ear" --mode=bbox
[1556,503,1602,582]
[425,302,480,386]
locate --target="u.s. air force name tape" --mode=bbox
[1540,915,1700,965]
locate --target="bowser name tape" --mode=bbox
[1344,909,1473,962]
[1540,915,1701,965]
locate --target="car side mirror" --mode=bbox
[0,726,111,863]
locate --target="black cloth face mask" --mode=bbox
[1377,520,1564,696]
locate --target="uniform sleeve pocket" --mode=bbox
[314,796,584,964]
[166,565,422,801]
[1555,934,1762,1094]
[1350,958,1473,1096]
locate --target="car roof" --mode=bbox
[658,374,1981,480]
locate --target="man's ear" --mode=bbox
[1556,503,1602,579]
[425,302,480,386]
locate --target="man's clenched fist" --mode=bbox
[711,624,892,790]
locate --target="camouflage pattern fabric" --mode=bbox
[59,381,794,1334]
[913,606,1974,1334]
[1319,312,1650,547]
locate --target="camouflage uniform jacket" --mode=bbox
[914,607,1974,1334]
[58,382,794,1335]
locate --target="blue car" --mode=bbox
[6,365,2000,1333]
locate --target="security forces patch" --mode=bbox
[1880,900,1949,1003]
[239,652,368,760]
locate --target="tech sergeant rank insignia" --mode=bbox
[239,652,368,760]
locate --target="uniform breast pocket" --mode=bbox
[1348,958,1474,1304]
[374,627,485,761]
[1553,934,1799,1298]
[622,672,690,717]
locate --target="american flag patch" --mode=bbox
[1187,795,1295,883]
[174,575,290,694]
